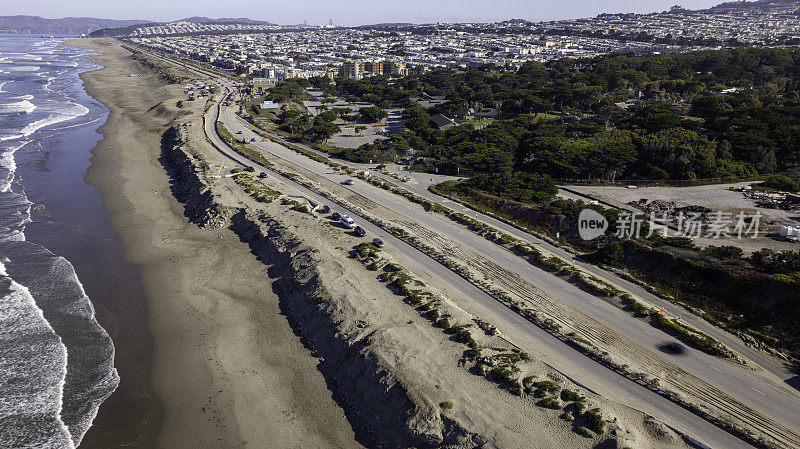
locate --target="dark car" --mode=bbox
[319,205,330,213]
[331,212,341,220]
[244,166,255,172]
[258,172,267,178]
[372,238,385,248]
[354,226,367,237]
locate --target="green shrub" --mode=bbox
[762,175,799,192]
[583,408,605,434]
[533,380,560,393]
[540,398,562,409]
[498,234,515,245]
[465,347,482,359]
[561,389,582,402]
[456,329,477,347]
[662,236,696,250]
[574,426,593,438]
[439,401,454,410]
[595,242,623,265]
[490,367,519,386]
[384,263,402,272]
[621,294,650,316]
[290,204,309,213]
[354,242,380,260]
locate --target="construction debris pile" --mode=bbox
[628,199,712,219]
[730,186,800,212]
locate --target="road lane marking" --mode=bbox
[709,365,722,373]
[751,387,766,395]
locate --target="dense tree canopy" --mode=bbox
[268,47,800,201]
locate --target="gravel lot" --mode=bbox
[561,182,800,253]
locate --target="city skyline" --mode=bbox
[3,0,724,26]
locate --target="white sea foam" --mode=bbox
[0,140,25,193]
[0,259,76,449]
[17,102,90,138]
[10,65,41,72]
[0,100,36,114]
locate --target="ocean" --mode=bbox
[0,35,120,448]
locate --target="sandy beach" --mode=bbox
[71,38,361,449]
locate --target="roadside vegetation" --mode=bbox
[230,169,279,203]
[349,240,610,436]
[216,121,273,167]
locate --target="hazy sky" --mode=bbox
[7,0,723,26]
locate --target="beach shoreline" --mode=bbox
[71,38,361,448]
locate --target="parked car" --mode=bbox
[251,137,257,142]
[331,212,341,220]
[372,238,385,248]
[354,226,367,237]
[340,215,356,229]
[258,172,267,178]
[318,205,330,213]
[244,166,255,172]
[342,179,354,185]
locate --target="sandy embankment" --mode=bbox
[72,38,361,449]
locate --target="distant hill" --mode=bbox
[706,0,800,12]
[0,15,148,35]
[363,23,415,28]
[177,17,274,25]
[89,17,277,37]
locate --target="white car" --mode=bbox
[340,215,356,229]
[343,179,355,185]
